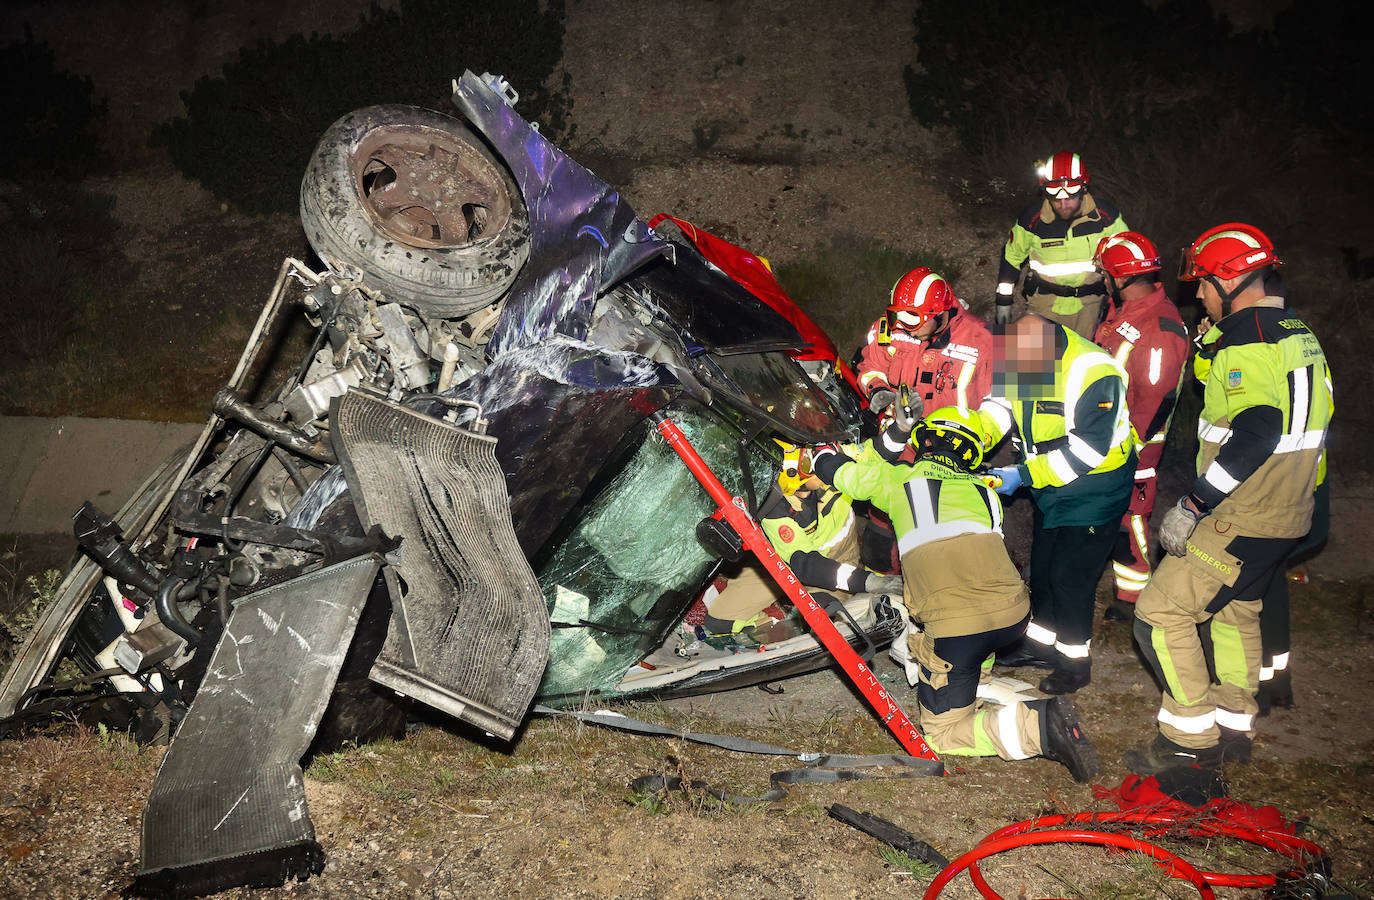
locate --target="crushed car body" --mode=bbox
[0,72,895,897]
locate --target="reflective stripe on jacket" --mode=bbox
[1193,299,1332,537]
[984,324,1136,526]
[996,193,1128,313]
[823,451,1025,637]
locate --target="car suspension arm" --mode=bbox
[652,412,940,765]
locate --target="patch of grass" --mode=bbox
[774,234,965,361]
[0,543,62,669]
[877,844,938,877]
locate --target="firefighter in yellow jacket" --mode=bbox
[995,151,1128,338]
[810,408,1101,782]
[1125,224,1332,773]
[698,444,900,644]
[982,314,1137,695]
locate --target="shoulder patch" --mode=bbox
[1159,317,1189,340]
[1226,368,1243,389]
[777,524,795,544]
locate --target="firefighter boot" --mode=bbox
[1039,659,1091,695]
[993,638,1057,671]
[1123,733,1223,775]
[1103,598,1136,624]
[1037,696,1101,783]
[1218,726,1252,764]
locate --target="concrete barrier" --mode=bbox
[0,417,202,534]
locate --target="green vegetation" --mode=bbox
[1,27,108,177]
[774,235,965,359]
[154,0,571,215]
[0,541,62,668]
[877,844,938,877]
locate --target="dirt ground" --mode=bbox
[2,1,1373,897]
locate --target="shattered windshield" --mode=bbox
[535,405,773,700]
[697,350,851,443]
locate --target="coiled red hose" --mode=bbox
[923,810,1329,900]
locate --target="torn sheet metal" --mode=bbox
[446,335,679,558]
[134,554,382,899]
[452,71,669,356]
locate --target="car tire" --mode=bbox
[299,104,529,319]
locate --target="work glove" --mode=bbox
[869,388,897,415]
[888,616,922,687]
[994,299,1014,326]
[1159,496,1207,557]
[987,465,1022,495]
[863,573,904,596]
[891,386,922,434]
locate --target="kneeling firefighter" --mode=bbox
[698,443,900,645]
[809,408,1101,782]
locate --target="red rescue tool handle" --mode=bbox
[653,413,941,765]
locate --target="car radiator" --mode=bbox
[332,389,550,741]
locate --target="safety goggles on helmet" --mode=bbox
[1044,181,1084,200]
[886,267,955,337]
[888,308,930,334]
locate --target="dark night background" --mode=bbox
[2,2,1374,896]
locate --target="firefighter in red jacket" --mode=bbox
[1090,232,1191,622]
[856,268,994,427]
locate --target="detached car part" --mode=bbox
[0,71,887,897]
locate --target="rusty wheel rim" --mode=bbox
[351,125,513,250]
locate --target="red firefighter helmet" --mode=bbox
[1178,222,1280,282]
[1037,151,1090,198]
[887,267,955,334]
[1093,231,1161,280]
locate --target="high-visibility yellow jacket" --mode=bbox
[1190,298,1333,536]
[984,324,1136,526]
[996,193,1128,317]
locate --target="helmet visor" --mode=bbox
[1177,246,1203,282]
[888,308,929,334]
[1044,181,1084,200]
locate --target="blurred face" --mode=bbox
[993,316,1059,397]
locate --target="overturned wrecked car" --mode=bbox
[0,73,901,895]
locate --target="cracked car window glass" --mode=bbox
[700,350,847,442]
[535,408,772,698]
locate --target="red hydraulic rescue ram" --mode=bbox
[652,413,941,765]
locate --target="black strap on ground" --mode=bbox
[536,705,942,806]
[535,704,941,770]
[827,803,951,868]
